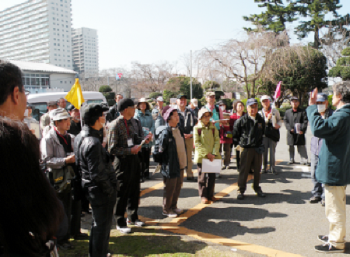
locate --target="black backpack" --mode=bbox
[152,125,167,163]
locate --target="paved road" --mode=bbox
[83,122,350,256]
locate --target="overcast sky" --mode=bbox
[1,0,350,71]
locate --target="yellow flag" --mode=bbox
[65,78,85,110]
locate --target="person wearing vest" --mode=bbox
[74,103,117,256]
[40,108,76,250]
[284,96,309,165]
[158,106,187,217]
[177,94,197,181]
[309,93,333,206]
[259,95,282,174]
[107,98,152,234]
[233,98,266,200]
[194,109,221,204]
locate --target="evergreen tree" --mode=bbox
[243,0,298,34]
[294,0,345,49]
[329,47,350,80]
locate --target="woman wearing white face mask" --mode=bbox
[218,101,229,113]
[309,93,333,206]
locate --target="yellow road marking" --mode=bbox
[140,169,198,197]
[137,159,292,256]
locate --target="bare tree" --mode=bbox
[201,30,290,98]
[130,61,176,97]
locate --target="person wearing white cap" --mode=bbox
[189,98,199,118]
[152,96,166,130]
[40,108,75,250]
[259,95,282,174]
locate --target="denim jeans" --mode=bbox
[310,154,324,199]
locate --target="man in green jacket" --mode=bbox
[307,82,350,254]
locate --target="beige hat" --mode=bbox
[198,108,213,120]
[50,108,71,121]
[137,98,151,109]
[206,92,215,97]
[261,95,271,101]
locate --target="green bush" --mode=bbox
[341,47,350,56]
[336,57,350,66]
[340,67,350,80]
[107,99,116,106]
[277,107,289,118]
[99,85,112,93]
[149,92,162,99]
[329,66,342,77]
[163,90,178,105]
[103,92,115,100]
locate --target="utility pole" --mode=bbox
[190,50,193,100]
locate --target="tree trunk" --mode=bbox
[314,26,320,49]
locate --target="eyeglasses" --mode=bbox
[202,114,211,118]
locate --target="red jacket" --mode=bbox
[219,124,233,144]
[230,112,246,130]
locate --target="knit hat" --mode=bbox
[117,98,135,112]
[162,106,177,122]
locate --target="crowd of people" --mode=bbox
[1,60,350,255]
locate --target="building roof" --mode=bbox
[8,60,77,75]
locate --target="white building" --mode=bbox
[0,0,73,69]
[9,60,76,93]
[72,27,99,76]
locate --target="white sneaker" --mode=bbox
[162,210,177,218]
[127,218,145,227]
[117,226,131,234]
[172,208,183,215]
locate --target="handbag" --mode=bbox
[47,165,75,193]
[265,124,280,142]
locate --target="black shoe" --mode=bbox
[300,162,310,166]
[310,196,322,203]
[317,235,328,244]
[287,159,294,165]
[256,191,266,197]
[237,193,244,200]
[314,244,344,253]
[187,177,197,182]
[74,233,89,240]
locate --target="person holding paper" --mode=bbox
[194,109,221,204]
[134,98,155,181]
[108,98,152,234]
[259,95,282,174]
[233,98,266,200]
[284,96,309,165]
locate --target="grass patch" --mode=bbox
[58,228,243,257]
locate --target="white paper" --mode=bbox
[295,123,301,133]
[29,122,41,139]
[202,159,222,173]
[271,115,276,127]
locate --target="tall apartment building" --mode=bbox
[72,27,99,75]
[0,0,73,69]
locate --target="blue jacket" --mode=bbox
[134,109,155,148]
[307,104,350,186]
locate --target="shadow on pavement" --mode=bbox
[181,206,281,238]
[221,189,311,205]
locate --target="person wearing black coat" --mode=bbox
[74,103,118,257]
[233,98,266,200]
[284,97,309,165]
